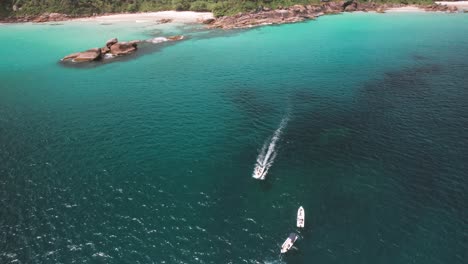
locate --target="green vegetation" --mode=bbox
[1,0,436,18]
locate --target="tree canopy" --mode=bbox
[1,0,435,18]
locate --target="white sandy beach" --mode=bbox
[436,1,468,9]
[386,6,426,12]
[73,11,214,24]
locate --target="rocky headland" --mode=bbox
[61,36,184,64]
[0,12,70,23]
[207,1,459,29]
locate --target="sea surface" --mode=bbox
[0,12,467,264]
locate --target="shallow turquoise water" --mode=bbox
[1,13,467,263]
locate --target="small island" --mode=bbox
[61,36,184,64]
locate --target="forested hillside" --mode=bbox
[0,0,435,18]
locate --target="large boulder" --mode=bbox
[62,52,81,61]
[105,38,118,48]
[73,48,102,62]
[101,46,110,54]
[110,42,137,56]
[202,18,215,24]
[62,48,102,62]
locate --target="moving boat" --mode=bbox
[252,165,266,180]
[297,206,305,228]
[281,233,298,253]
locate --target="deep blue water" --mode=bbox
[0,13,467,263]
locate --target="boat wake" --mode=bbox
[252,117,288,180]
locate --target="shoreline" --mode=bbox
[386,6,426,12]
[0,11,213,24]
[436,1,468,9]
[208,2,460,30]
[72,11,213,24]
[1,1,464,27]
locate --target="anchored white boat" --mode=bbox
[297,206,305,228]
[280,233,298,253]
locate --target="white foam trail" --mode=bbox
[253,117,288,180]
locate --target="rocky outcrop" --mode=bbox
[201,18,215,24]
[343,0,359,12]
[210,2,346,29]
[62,48,102,62]
[376,7,386,13]
[62,52,81,61]
[156,18,173,24]
[422,4,458,12]
[101,46,110,54]
[33,13,68,23]
[210,5,323,30]
[73,48,102,62]
[61,36,184,64]
[62,38,137,62]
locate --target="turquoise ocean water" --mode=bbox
[1,12,467,263]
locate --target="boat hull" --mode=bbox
[281,233,298,253]
[297,206,305,228]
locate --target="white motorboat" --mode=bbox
[280,233,298,253]
[297,206,305,228]
[252,165,266,180]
